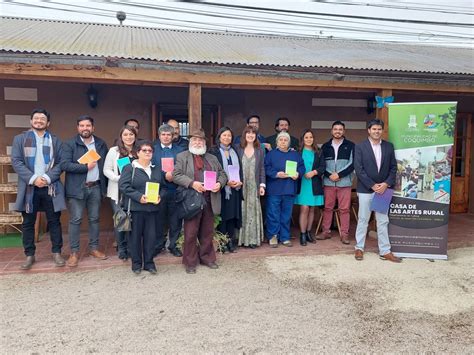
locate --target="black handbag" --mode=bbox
[113,167,135,232]
[175,186,206,220]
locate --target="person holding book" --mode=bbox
[264,131,305,247]
[354,119,401,263]
[208,127,243,253]
[294,129,325,246]
[103,125,138,260]
[119,141,163,274]
[61,115,108,267]
[151,124,185,257]
[234,125,266,248]
[173,129,227,274]
[319,120,355,244]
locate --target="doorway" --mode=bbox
[450,113,472,213]
[154,103,221,143]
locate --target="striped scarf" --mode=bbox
[23,130,56,213]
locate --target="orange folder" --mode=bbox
[77,149,101,164]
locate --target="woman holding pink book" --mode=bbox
[208,127,243,253]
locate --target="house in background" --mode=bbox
[1,16,472,231]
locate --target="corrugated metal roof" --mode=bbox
[1,16,473,75]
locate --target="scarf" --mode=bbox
[23,130,57,213]
[219,144,240,200]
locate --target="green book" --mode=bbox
[145,182,160,204]
[285,160,297,177]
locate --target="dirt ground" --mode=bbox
[1,247,473,353]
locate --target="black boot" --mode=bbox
[227,239,237,253]
[300,232,307,246]
[306,231,315,243]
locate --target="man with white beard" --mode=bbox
[173,129,227,274]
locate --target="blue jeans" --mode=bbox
[68,185,101,253]
[355,192,391,255]
[266,194,294,242]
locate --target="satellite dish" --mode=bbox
[116,11,126,25]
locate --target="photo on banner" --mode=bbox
[388,102,457,260]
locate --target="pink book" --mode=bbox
[161,157,174,173]
[227,165,240,182]
[204,170,217,191]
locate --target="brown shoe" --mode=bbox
[354,249,364,261]
[380,252,402,263]
[185,266,196,274]
[66,253,79,267]
[90,250,108,260]
[316,231,331,240]
[341,235,350,245]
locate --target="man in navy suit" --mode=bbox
[152,124,185,257]
[354,119,401,263]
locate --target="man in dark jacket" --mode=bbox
[11,108,67,270]
[61,115,108,267]
[265,117,299,150]
[166,119,189,150]
[320,121,355,244]
[354,119,401,263]
[152,124,185,257]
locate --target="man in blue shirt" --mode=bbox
[61,115,108,267]
[152,124,185,257]
[11,108,66,270]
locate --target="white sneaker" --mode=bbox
[269,235,278,248]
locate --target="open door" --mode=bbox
[450,113,472,213]
[154,103,220,142]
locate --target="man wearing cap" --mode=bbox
[173,128,227,274]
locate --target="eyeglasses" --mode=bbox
[140,149,153,153]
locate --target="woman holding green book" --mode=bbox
[264,131,305,248]
[119,141,162,275]
[294,129,325,246]
[104,125,138,260]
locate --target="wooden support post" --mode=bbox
[151,103,157,140]
[188,84,202,133]
[376,89,393,140]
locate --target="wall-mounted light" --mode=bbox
[87,85,98,108]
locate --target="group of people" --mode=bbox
[11,109,402,276]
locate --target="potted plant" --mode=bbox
[176,216,229,254]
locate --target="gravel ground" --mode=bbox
[1,247,473,353]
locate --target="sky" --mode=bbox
[1,0,473,47]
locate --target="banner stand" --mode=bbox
[388,102,457,260]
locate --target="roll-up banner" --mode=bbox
[387,102,457,260]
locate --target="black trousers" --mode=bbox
[21,187,63,256]
[130,211,158,271]
[155,189,182,251]
[218,218,239,241]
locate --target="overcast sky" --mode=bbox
[1,0,473,47]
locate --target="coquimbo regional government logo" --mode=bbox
[423,114,439,131]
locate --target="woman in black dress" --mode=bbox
[208,127,243,253]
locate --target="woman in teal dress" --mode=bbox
[295,129,325,246]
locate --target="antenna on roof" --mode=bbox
[116,11,126,25]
